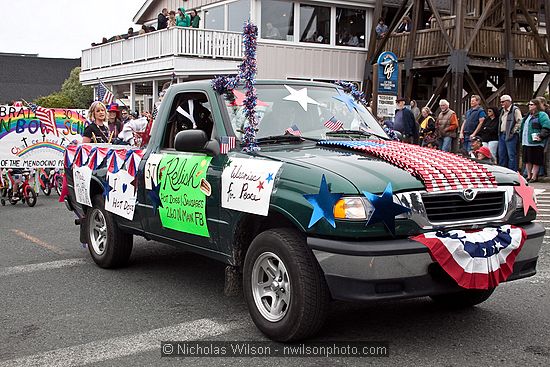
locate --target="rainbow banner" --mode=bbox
[0,105,87,168]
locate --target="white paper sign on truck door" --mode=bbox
[221,158,283,216]
[104,170,137,220]
[73,165,92,206]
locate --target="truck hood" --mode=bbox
[255,142,520,194]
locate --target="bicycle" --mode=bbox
[38,168,52,196]
[0,169,8,198]
[0,169,37,207]
[51,168,64,196]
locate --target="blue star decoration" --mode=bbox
[148,179,163,213]
[102,180,113,202]
[266,172,274,184]
[362,183,411,235]
[303,175,343,228]
[332,89,359,112]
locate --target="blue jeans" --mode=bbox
[498,133,518,171]
[441,136,453,152]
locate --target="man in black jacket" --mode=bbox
[158,8,168,30]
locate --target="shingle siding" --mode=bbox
[0,55,80,104]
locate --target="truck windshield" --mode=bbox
[223,84,387,140]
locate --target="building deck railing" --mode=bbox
[384,24,548,62]
[81,27,243,71]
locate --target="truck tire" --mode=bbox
[86,194,133,268]
[243,228,330,342]
[430,288,495,308]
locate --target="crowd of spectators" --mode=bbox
[91,7,201,47]
[378,95,550,181]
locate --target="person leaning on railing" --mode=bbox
[168,10,177,29]
[176,7,191,27]
[190,9,200,28]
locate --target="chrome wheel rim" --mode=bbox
[89,209,107,255]
[251,252,291,322]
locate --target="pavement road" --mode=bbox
[0,184,549,367]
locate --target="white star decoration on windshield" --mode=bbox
[283,85,320,112]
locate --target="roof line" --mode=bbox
[133,0,154,24]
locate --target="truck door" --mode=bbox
[139,91,225,256]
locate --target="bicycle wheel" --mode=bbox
[25,187,37,207]
[42,183,51,196]
[55,176,63,196]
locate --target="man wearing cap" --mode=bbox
[468,136,483,158]
[498,94,522,171]
[460,95,486,153]
[393,97,418,144]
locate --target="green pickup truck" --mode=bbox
[64,80,544,342]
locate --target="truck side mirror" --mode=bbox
[174,130,220,156]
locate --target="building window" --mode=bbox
[299,4,331,44]
[228,0,250,32]
[204,5,225,31]
[261,0,295,41]
[336,8,366,48]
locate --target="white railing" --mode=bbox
[81,27,243,71]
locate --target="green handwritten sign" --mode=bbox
[158,154,212,237]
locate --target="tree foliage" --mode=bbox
[61,67,94,108]
[34,92,73,108]
[33,67,93,109]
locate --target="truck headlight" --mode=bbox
[334,197,372,220]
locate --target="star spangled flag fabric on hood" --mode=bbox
[29,103,58,136]
[324,116,343,131]
[220,136,236,154]
[411,225,526,289]
[285,124,302,136]
[97,81,114,105]
[317,140,496,192]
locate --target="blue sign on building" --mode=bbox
[377,51,398,95]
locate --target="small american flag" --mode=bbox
[285,124,302,136]
[97,80,114,105]
[220,136,236,154]
[324,116,343,131]
[29,103,58,136]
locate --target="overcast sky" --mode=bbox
[0,0,140,58]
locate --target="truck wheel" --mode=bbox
[243,228,330,342]
[430,288,495,308]
[86,194,133,268]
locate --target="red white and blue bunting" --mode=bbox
[411,225,526,289]
[64,144,144,177]
[318,140,496,192]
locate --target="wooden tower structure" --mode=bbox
[365,0,550,119]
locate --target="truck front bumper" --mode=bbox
[308,222,545,302]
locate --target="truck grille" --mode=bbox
[422,191,505,223]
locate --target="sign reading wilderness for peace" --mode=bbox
[158,154,213,237]
[0,106,86,168]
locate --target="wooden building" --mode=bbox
[80,0,376,112]
[365,0,550,118]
